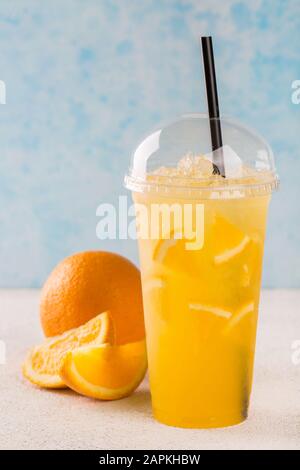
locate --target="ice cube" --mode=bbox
[204,145,243,178]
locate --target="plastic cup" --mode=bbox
[124,114,278,428]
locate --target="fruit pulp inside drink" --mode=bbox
[135,193,270,428]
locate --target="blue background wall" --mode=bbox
[0,0,299,287]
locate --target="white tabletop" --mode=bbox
[0,289,299,450]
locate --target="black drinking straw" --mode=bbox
[201,36,225,177]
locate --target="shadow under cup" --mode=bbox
[125,114,278,428]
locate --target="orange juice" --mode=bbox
[125,114,278,428]
[135,192,270,428]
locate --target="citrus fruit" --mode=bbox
[212,215,251,265]
[222,301,257,354]
[188,303,232,319]
[40,251,145,344]
[152,231,205,276]
[223,301,255,335]
[60,340,147,400]
[22,311,113,388]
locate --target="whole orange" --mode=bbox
[40,251,145,345]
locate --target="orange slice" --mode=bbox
[60,340,147,400]
[22,311,113,388]
[212,215,251,265]
[222,301,255,336]
[222,301,257,350]
[188,303,232,319]
[152,230,205,277]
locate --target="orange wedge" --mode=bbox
[22,311,113,388]
[60,340,147,400]
[212,215,251,265]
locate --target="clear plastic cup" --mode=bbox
[125,114,278,428]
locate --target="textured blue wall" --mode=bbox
[0,0,299,287]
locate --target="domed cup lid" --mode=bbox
[124,114,279,199]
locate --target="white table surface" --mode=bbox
[0,289,299,450]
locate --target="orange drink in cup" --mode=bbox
[125,114,278,427]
